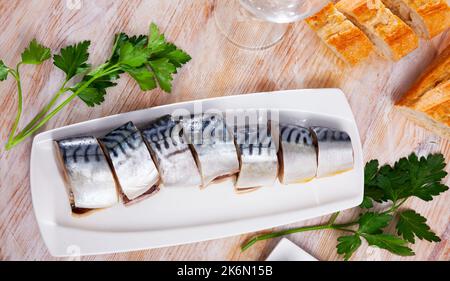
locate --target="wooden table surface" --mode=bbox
[0,0,449,261]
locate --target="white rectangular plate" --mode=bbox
[30,89,363,257]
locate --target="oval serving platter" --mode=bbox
[30,89,363,256]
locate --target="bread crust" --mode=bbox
[398,106,450,138]
[305,3,374,65]
[396,45,450,138]
[336,0,419,61]
[381,0,450,38]
[397,45,450,107]
[409,0,450,38]
[426,100,450,127]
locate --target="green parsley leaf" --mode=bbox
[361,160,386,208]
[362,234,414,256]
[110,33,129,62]
[108,23,191,94]
[110,33,148,63]
[148,23,168,54]
[164,46,191,68]
[240,152,448,259]
[337,235,361,261]
[0,60,9,81]
[75,22,190,106]
[53,41,91,80]
[396,210,440,243]
[401,154,448,201]
[413,182,449,201]
[358,212,392,234]
[148,58,176,92]
[21,39,51,65]
[3,23,192,150]
[74,74,118,107]
[147,23,191,69]
[150,42,191,68]
[77,87,106,107]
[360,186,385,208]
[365,159,379,184]
[118,42,149,67]
[360,196,374,209]
[128,35,148,48]
[377,173,399,202]
[122,65,157,91]
[363,154,448,204]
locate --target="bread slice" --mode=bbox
[305,2,374,65]
[336,0,419,61]
[396,45,450,138]
[398,102,450,139]
[381,0,450,38]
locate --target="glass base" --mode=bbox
[214,0,289,50]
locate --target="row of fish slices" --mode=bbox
[56,113,354,215]
[233,123,354,192]
[55,114,235,215]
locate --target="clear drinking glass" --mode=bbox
[214,0,329,50]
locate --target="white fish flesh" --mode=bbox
[180,113,240,188]
[141,115,202,188]
[311,126,353,178]
[278,124,317,184]
[56,136,118,212]
[235,123,278,191]
[99,121,160,202]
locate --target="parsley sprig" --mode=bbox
[241,153,448,260]
[1,23,191,150]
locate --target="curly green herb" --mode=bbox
[1,23,191,150]
[241,153,448,260]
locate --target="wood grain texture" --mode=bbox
[0,0,449,261]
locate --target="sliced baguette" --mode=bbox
[381,0,450,38]
[396,45,450,138]
[305,2,374,65]
[336,0,419,61]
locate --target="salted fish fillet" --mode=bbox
[141,115,202,188]
[99,121,160,202]
[235,123,278,190]
[56,136,118,210]
[279,124,318,184]
[180,113,240,188]
[311,126,353,178]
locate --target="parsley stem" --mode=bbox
[15,81,69,139]
[241,212,360,252]
[333,221,359,228]
[242,197,414,252]
[241,224,333,252]
[327,212,340,225]
[5,63,23,150]
[6,64,120,150]
[6,72,107,149]
[380,198,408,215]
[395,198,408,209]
[100,65,121,77]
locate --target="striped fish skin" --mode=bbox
[311,126,353,178]
[180,113,240,188]
[56,136,118,210]
[279,124,317,184]
[99,121,160,201]
[235,123,278,190]
[141,115,202,188]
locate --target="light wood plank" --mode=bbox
[0,0,448,261]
